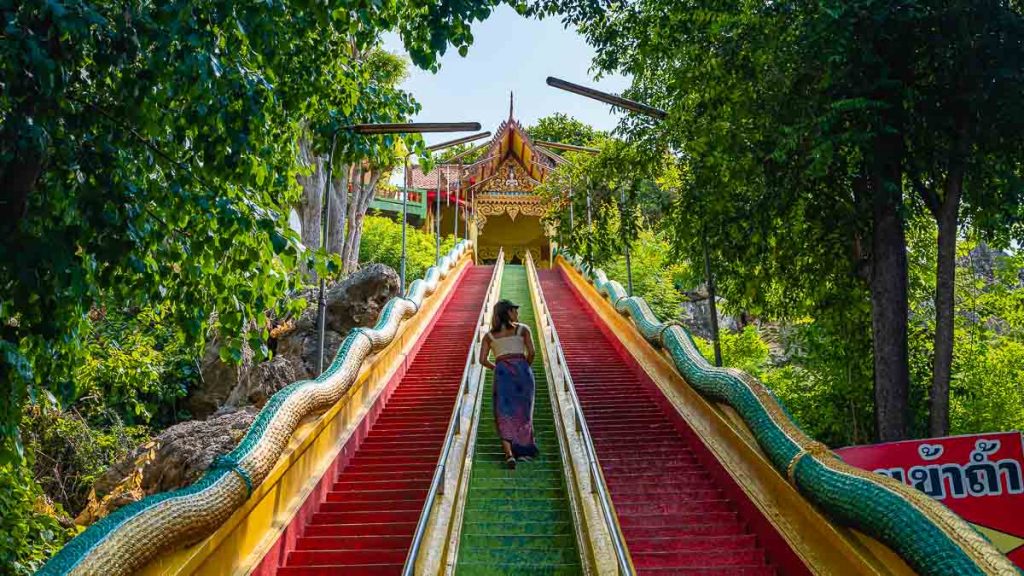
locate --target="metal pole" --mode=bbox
[621,187,633,297]
[586,188,593,269]
[400,154,410,296]
[316,130,339,375]
[569,174,575,230]
[435,164,442,264]
[702,228,723,367]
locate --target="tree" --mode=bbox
[434,141,487,164]
[900,1,1024,436]
[531,0,1024,441]
[0,0,506,462]
[526,112,604,146]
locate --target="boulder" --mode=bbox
[75,407,259,526]
[679,297,738,342]
[185,264,399,419]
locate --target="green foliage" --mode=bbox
[434,142,486,165]
[74,307,198,427]
[533,0,1024,440]
[0,460,72,576]
[907,219,1024,436]
[21,405,150,516]
[0,0,508,463]
[526,113,604,146]
[602,229,688,320]
[536,136,672,267]
[694,327,769,377]
[358,215,459,287]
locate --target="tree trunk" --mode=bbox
[929,161,965,437]
[341,168,383,275]
[327,166,350,256]
[869,136,911,442]
[353,169,382,271]
[342,166,364,273]
[295,138,324,263]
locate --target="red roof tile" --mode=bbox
[405,164,463,190]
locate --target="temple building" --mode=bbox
[377,102,563,265]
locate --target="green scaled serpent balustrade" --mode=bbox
[456,265,583,575]
[39,241,474,576]
[554,249,1019,576]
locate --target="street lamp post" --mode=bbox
[435,164,442,264]
[316,121,481,375]
[400,151,412,297]
[621,186,634,296]
[546,76,723,367]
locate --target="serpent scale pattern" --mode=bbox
[555,250,1019,576]
[39,242,473,576]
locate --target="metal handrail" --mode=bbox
[402,248,504,576]
[524,252,636,576]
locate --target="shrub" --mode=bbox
[602,229,690,320]
[0,460,72,575]
[358,215,458,284]
[74,306,198,428]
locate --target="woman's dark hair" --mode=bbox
[490,300,518,333]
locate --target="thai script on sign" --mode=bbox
[873,439,1024,500]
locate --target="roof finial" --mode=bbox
[509,91,514,119]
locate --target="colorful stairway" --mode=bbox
[455,265,583,575]
[275,265,493,576]
[539,269,780,575]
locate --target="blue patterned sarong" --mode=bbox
[493,354,539,458]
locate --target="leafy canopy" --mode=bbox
[0,0,507,462]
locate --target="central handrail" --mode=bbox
[402,248,505,576]
[524,252,636,576]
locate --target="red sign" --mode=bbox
[836,432,1024,567]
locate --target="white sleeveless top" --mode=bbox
[488,324,527,358]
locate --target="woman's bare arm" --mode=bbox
[479,334,495,370]
[522,325,535,365]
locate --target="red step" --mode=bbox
[273,266,493,575]
[538,269,781,575]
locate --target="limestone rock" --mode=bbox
[76,407,259,526]
[186,264,399,419]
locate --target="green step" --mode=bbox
[456,564,583,576]
[459,546,581,565]
[461,534,578,550]
[466,498,574,512]
[462,521,575,535]
[467,487,567,499]
[456,265,582,574]
[471,469,564,481]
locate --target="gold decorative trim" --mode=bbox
[482,159,538,193]
[475,196,546,231]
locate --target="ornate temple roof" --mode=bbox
[466,95,560,188]
[404,94,566,195]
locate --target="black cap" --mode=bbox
[496,299,519,310]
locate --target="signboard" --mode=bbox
[836,432,1024,567]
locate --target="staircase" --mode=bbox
[455,265,582,575]
[276,265,492,576]
[539,269,778,575]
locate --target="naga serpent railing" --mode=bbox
[40,241,474,576]
[554,249,1019,576]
